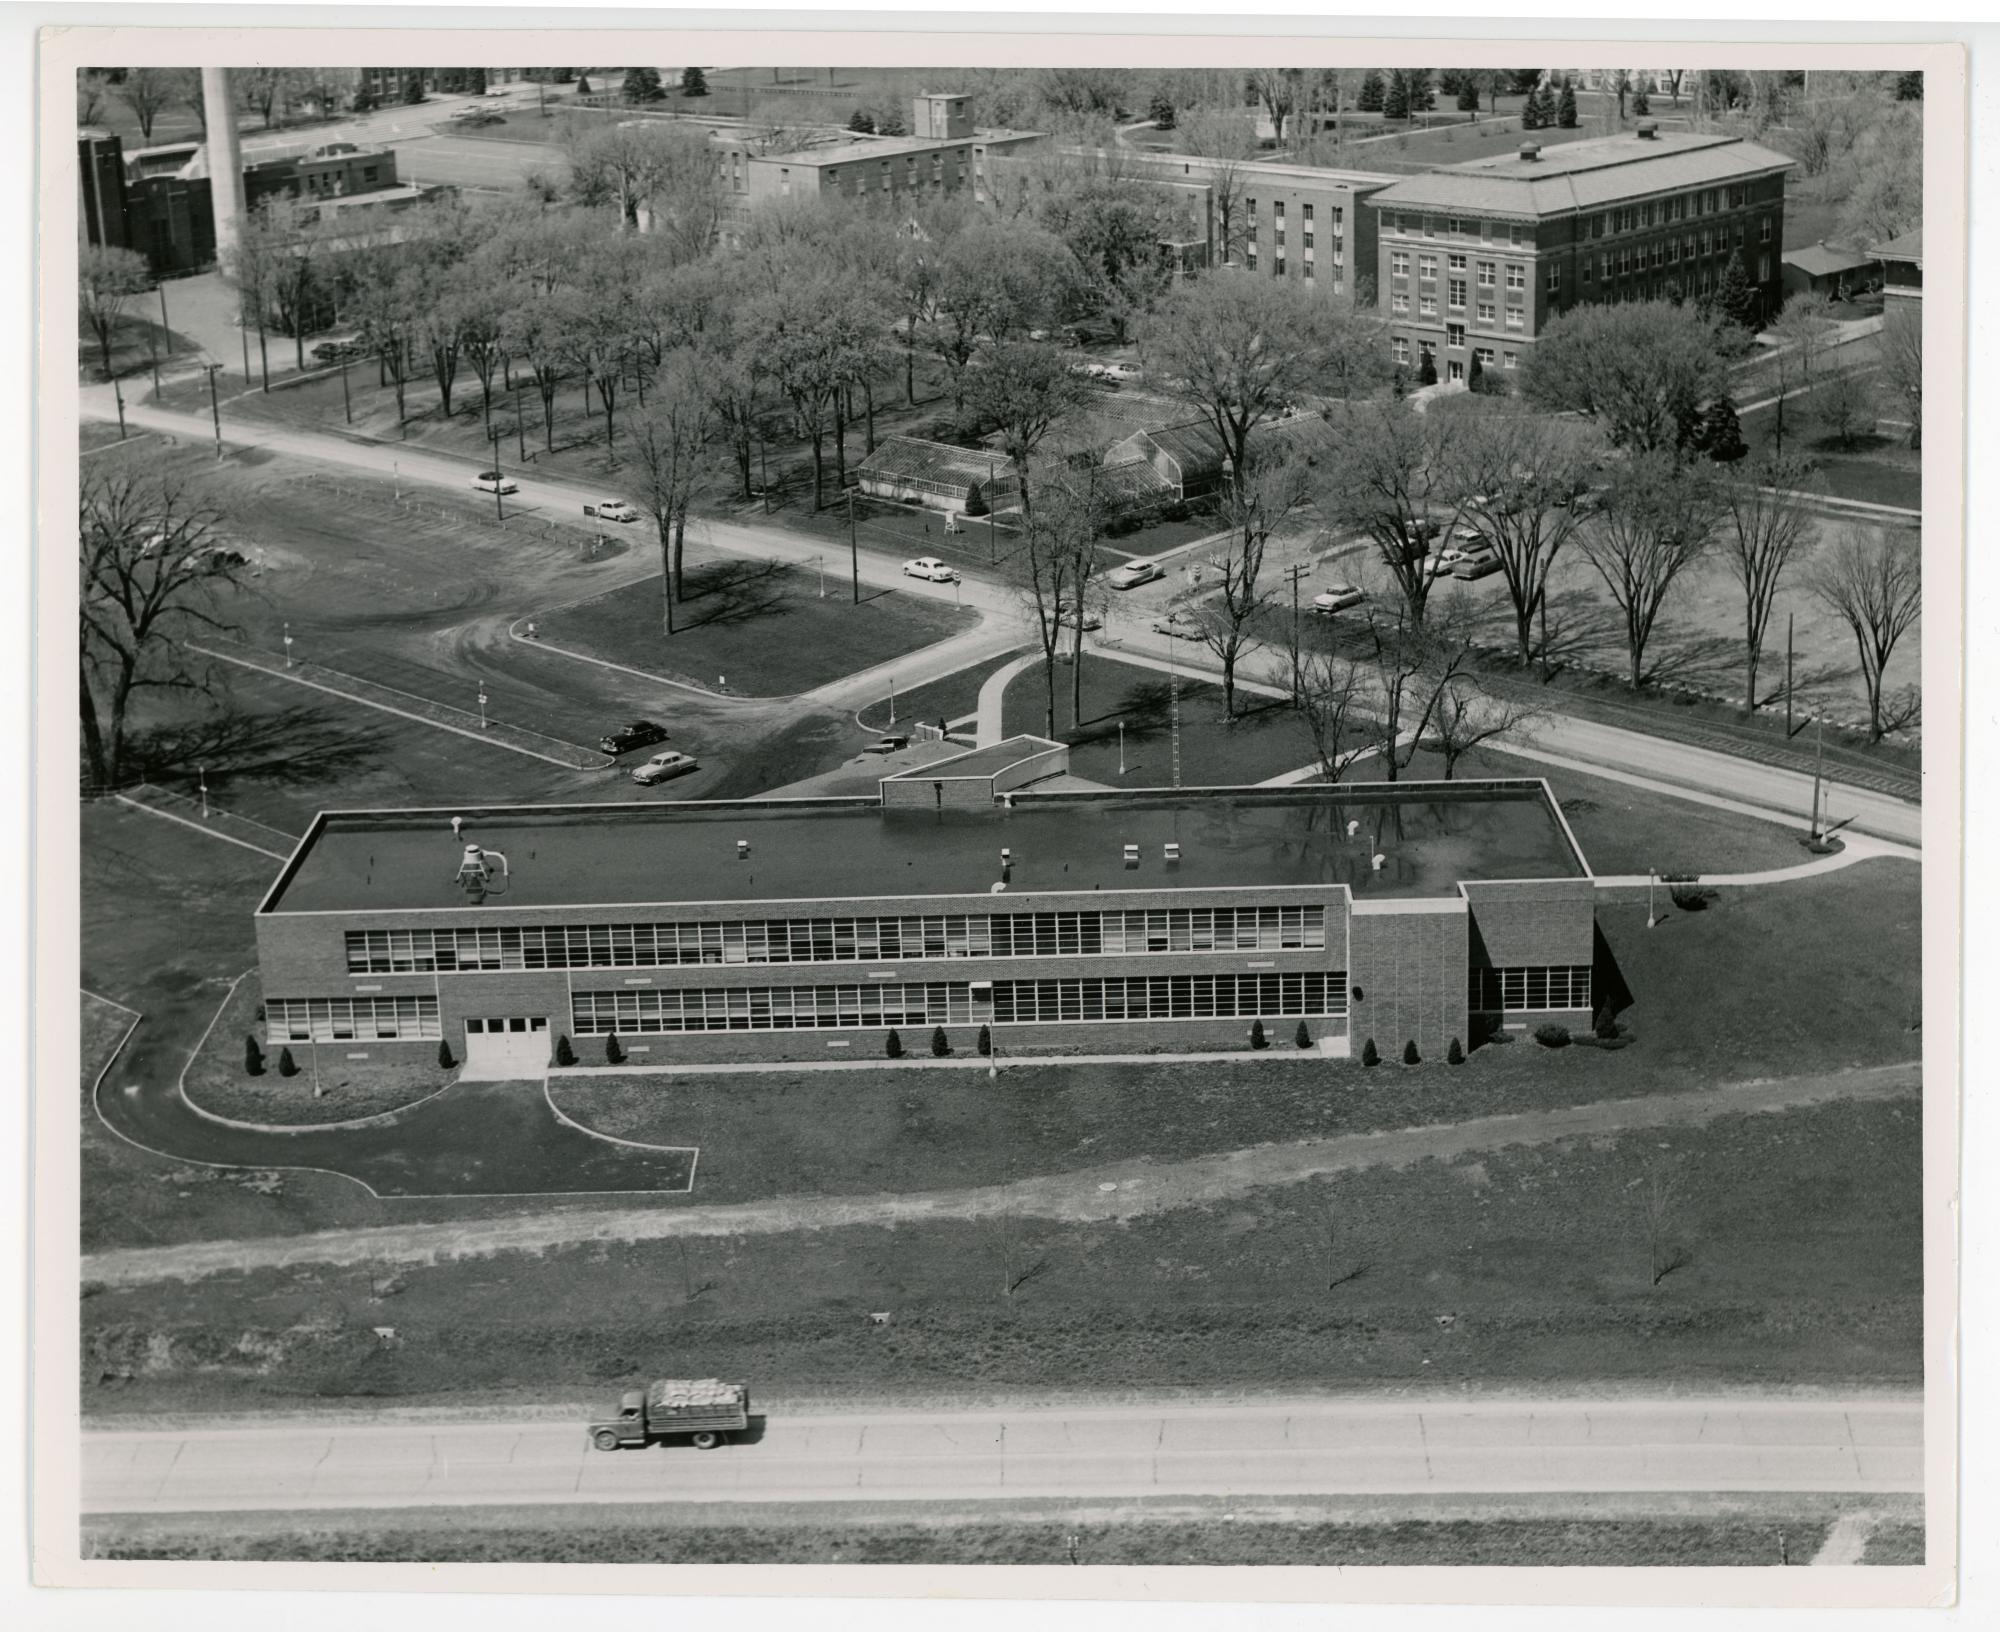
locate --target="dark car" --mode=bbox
[600,720,670,755]
[311,338,363,363]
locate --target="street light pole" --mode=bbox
[158,283,172,356]
[283,621,294,668]
[1118,719,1126,776]
[339,354,352,424]
[113,374,126,439]
[479,687,489,729]
[1283,559,1310,702]
[198,765,209,819]
[513,377,527,461]
[202,363,224,459]
[888,673,896,725]
[488,429,505,521]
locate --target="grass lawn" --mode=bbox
[92,1509,1836,1566]
[1860,1523,1927,1565]
[534,560,976,697]
[81,991,139,1089]
[550,859,1916,1205]
[1003,654,1318,786]
[182,979,455,1127]
[81,1089,1919,1411]
[1737,397,1921,512]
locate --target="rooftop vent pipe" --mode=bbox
[737,839,750,859]
[1122,843,1140,870]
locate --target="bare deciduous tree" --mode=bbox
[628,351,716,626]
[1767,291,1838,456]
[1718,460,1819,715]
[1290,642,1371,783]
[1807,526,1922,741]
[1878,300,1922,451]
[78,244,151,381]
[1579,453,1723,689]
[115,66,176,139]
[1180,452,1310,718]
[1638,1156,1693,1287]
[1427,676,1542,779]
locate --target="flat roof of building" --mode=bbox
[261,781,1588,916]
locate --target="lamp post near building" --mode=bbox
[198,765,209,819]
[479,687,489,730]
[157,283,172,356]
[488,428,505,521]
[283,621,294,668]
[1118,719,1126,776]
[1647,868,1658,929]
[888,674,896,725]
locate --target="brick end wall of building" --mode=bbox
[1347,902,1468,1061]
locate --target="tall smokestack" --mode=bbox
[200,67,247,265]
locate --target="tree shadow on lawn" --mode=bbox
[676,559,800,629]
[1643,630,1742,692]
[123,701,377,792]
[102,1077,695,1198]
[1536,587,1626,673]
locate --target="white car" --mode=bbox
[585,499,639,523]
[1425,547,1482,579]
[902,556,960,583]
[471,470,518,495]
[1056,603,1103,632]
[1100,361,1144,384]
[1312,583,1366,615]
[630,749,700,786]
[1108,558,1165,589]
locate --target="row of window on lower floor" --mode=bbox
[267,996,441,1043]
[570,972,1348,1034]
[1468,965,1592,1013]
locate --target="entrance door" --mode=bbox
[461,1016,551,1079]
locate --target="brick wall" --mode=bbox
[1347,899,1468,1060]
[1462,879,1596,968]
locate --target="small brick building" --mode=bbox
[252,748,1602,1076]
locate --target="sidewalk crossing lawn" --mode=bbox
[534,562,976,697]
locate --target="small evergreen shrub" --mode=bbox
[437,1038,455,1070]
[930,1025,950,1057]
[1534,1023,1571,1049]
[977,1024,992,1056]
[605,1033,624,1065]
[1669,883,1716,912]
[886,1028,904,1059]
[1593,1004,1619,1041]
[1249,1018,1268,1050]
[554,1033,576,1066]
[1295,1020,1312,1049]
[1402,1040,1421,1065]
[1447,1037,1465,1065]
[1361,1038,1380,1067]
[244,1035,265,1077]
[277,1047,298,1078]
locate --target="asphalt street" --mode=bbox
[83,1396,1922,1514]
[86,394,1921,846]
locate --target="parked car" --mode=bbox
[1151,606,1202,638]
[1056,602,1104,631]
[600,720,669,755]
[585,500,639,523]
[1452,553,1504,581]
[1312,583,1366,615]
[1453,526,1486,545]
[861,735,911,756]
[902,556,960,583]
[1100,361,1145,384]
[1108,558,1165,590]
[471,470,518,495]
[1426,545,1491,578]
[310,337,363,363]
[631,749,700,786]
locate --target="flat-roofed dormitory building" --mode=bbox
[1366,124,1793,383]
[251,738,1604,1078]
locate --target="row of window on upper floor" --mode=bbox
[1384,187,1767,246]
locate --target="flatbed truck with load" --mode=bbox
[589,1379,750,1451]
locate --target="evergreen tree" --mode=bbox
[244,1034,265,1077]
[1249,1018,1268,1050]
[402,77,426,106]
[1700,395,1748,463]
[680,66,708,97]
[977,1023,992,1056]
[1557,81,1578,127]
[553,67,577,84]
[1510,68,1544,96]
[1533,84,1558,128]
[1295,1020,1312,1049]
[885,1027,903,1059]
[1403,1039,1422,1065]
[1383,69,1410,121]
[1417,350,1438,386]
[1710,256,1762,333]
[930,1024,951,1057]
[875,108,908,136]
[277,1047,298,1078]
[1632,87,1650,116]
[1594,1003,1620,1041]
[1361,1038,1380,1067]
[623,66,664,104]
[604,1033,623,1065]
[1467,350,1484,392]
[1148,89,1175,130]
[1408,71,1435,113]
[437,1038,455,1070]
[554,1033,576,1066]
[847,108,875,133]
[575,75,592,96]
[1447,1037,1466,1064]
[1457,78,1481,114]
[1357,69,1385,112]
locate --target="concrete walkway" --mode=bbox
[974,651,1046,745]
[1593,830,1918,888]
[1811,1510,1886,1566]
[82,1059,1917,1288]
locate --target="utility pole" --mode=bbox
[988,456,998,564]
[1282,559,1310,701]
[848,488,860,604]
[339,353,352,423]
[1809,713,1826,843]
[112,374,126,439]
[513,377,527,461]
[147,327,161,396]
[202,362,225,459]
[1784,613,1795,737]
[158,283,173,357]
[488,427,505,520]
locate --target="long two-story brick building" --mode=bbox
[251,740,1603,1077]
[1366,124,1794,383]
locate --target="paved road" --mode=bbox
[82,1397,1921,1514]
[86,395,1921,844]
